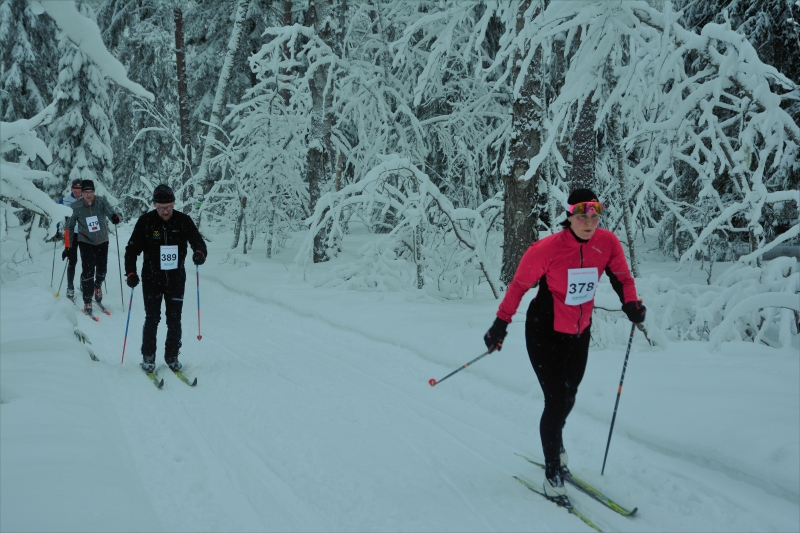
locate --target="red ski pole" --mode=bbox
[196,264,202,340]
[428,350,492,387]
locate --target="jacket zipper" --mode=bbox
[88,204,96,245]
[577,244,584,334]
[163,220,169,284]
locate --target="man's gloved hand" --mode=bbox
[126,272,140,288]
[62,248,69,261]
[622,300,647,323]
[111,214,121,225]
[192,250,206,265]
[483,317,509,353]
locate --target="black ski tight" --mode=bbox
[78,241,108,303]
[66,244,78,289]
[526,321,591,468]
[141,278,185,363]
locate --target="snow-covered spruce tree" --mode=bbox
[46,2,115,202]
[296,156,502,298]
[1,0,152,254]
[97,0,182,218]
[499,2,798,271]
[398,1,588,283]
[511,1,798,347]
[185,0,268,204]
[0,0,58,125]
[333,1,429,198]
[1,103,70,244]
[675,0,800,242]
[388,1,510,208]
[247,1,503,270]
[225,20,310,258]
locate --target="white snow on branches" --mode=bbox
[0,103,70,236]
[31,0,153,101]
[296,155,502,299]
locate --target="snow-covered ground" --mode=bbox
[1,223,798,532]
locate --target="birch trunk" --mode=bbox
[307,0,342,263]
[193,0,251,195]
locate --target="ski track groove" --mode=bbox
[163,370,326,531]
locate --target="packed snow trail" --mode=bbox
[1,233,798,532]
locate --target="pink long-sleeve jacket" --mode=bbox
[497,228,638,334]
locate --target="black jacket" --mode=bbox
[124,210,207,283]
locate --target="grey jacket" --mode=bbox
[66,196,120,246]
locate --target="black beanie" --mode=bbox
[152,184,175,203]
[567,188,599,207]
[81,180,95,192]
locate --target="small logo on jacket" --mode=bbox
[152,230,161,238]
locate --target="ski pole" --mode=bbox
[50,239,57,287]
[195,264,202,340]
[121,287,135,364]
[115,229,124,311]
[428,350,492,387]
[54,260,68,297]
[601,323,636,475]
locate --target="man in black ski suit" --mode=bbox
[124,184,207,373]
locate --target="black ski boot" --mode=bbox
[543,460,567,501]
[141,354,156,373]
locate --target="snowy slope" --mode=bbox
[1,225,798,532]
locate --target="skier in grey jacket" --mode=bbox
[65,180,122,316]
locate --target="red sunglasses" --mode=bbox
[568,201,605,215]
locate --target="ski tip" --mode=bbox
[157,379,164,388]
[190,377,197,386]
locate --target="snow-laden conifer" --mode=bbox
[0,0,58,124]
[1,103,70,242]
[98,0,181,217]
[46,2,116,203]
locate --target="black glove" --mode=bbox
[192,250,206,265]
[126,272,140,288]
[622,301,646,323]
[111,214,121,225]
[61,248,69,261]
[484,317,509,353]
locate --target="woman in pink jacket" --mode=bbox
[484,189,646,499]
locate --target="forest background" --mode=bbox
[1,0,799,348]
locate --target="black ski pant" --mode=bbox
[78,241,108,303]
[526,318,591,472]
[66,244,79,289]
[141,275,185,364]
